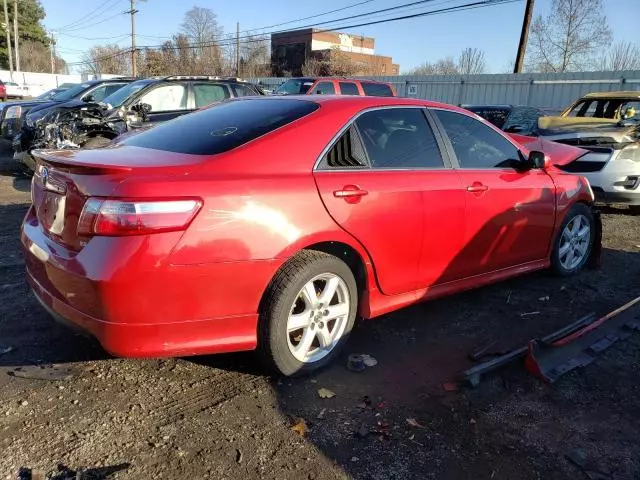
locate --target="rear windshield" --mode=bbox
[121,98,319,155]
[361,83,394,97]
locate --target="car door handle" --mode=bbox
[333,185,368,198]
[466,183,489,193]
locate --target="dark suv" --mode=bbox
[4,78,133,146]
[16,76,265,171]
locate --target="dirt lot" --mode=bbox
[1,153,639,480]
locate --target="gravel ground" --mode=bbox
[0,154,639,480]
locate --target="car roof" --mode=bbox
[582,91,640,99]
[463,104,514,109]
[235,94,465,113]
[285,77,392,85]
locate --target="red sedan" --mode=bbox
[22,96,600,375]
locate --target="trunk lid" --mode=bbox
[31,145,206,251]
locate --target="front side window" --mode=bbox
[103,83,127,98]
[85,85,109,102]
[139,84,188,112]
[193,83,230,108]
[311,82,335,95]
[355,108,444,169]
[339,82,360,95]
[434,109,522,169]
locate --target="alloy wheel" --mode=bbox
[286,273,350,364]
[558,214,591,270]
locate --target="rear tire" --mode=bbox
[550,203,595,276]
[258,250,358,376]
[83,136,112,149]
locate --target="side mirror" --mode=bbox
[83,94,95,102]
[504,124,524,133]
[528,150,549,169]
[131,102,152,114]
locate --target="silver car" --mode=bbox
[539,92,640,213]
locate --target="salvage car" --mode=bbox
[6,78,133,148]
[538,91,640,212]
[16,76,264,171]
[462,104,551,135]
[22,96,599,376]
[0,86,77,143]
[275,77,396,96]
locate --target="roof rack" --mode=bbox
[162,75,248,82]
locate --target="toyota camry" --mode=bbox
[22,96,600,375]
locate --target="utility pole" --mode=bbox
[235,22,240,77]
[129,0,138,77]
[3,0,13,80]
[13,0,19,72]
[514,0,534,73]
[49,30,56,73]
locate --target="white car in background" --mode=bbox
[4,82,28,99]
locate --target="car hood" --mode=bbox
[509,133,589,166]
[537,116,639,146]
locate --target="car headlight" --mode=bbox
[616,144,640,162]
[5,106,22,119]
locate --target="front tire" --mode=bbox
[550,203,595,276]
[259,250,358,376]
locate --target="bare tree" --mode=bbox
[80,44,131,75]
[181,6,222,54]
[239,35,270,77]
[527,0,612,72]
[600,41,640,71]
[301,56,324,76]
[458,47,486,74]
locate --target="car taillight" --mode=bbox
[77,198,202,236]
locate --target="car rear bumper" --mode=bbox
[21,205,281,358]
[28,271,258,357]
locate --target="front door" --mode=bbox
[137,83,191,126]
[314,107,465,295]
[432,108,556,278]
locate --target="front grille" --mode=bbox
[558,161,607,173]
[554,137,617,147]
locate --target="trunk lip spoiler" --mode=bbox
[32,149,133,172]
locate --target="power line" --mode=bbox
[57,32,131,41]
[58,11,127,33]
[63,0,519,67]
[55,0,123,32]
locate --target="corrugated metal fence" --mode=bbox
[250,70,640,109]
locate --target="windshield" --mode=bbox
[36,89,60,100]
[275,79,315,95]
[566,98,640,120]
[103,80,151,107]
[51,82,93,101]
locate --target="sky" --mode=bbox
[40,0,639,74]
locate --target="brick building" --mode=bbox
[271,28,399,77]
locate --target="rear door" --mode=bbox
[314,107,465,295]
[192,82,231,108]
[432,108,556,277]
[338,82,360,96]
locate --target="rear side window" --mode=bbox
[339,82,360,95]
[361,83,393,97]
[194,83,230,108]
[356,108,444,169]
[122,99,319,155]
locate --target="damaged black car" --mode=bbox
[15,76,265,171]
